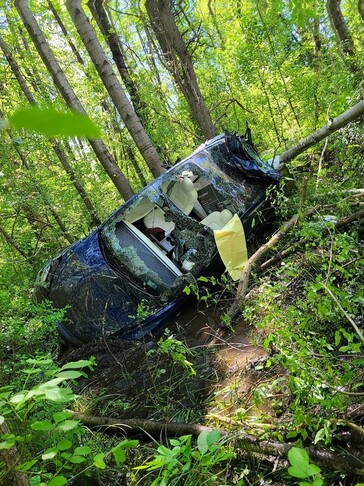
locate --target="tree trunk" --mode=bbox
[70,412,364,476]
[15,0,134,201]
[359,0,364,20]
[66,0,165,179]
[0,32,101,228]
[87,0,148,123]
[145,0,217,140]
[326,0,362,77]
[46,0,84,65]
[273,100,364,168]
[0,422,30,486]
[0,224,28,258]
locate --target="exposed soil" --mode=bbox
[60,302,268,424]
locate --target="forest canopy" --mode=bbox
[0,1,363,485]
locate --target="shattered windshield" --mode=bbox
[99,141,267,295]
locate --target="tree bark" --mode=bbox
[70,412,364,476]
[46,0,84,64]
[145,0,217,140]
[273,100,364,169]
[0,224,28,258]
[359,0,364,20]
[66,0,165,179]
[87,0,148,123]
[0,32,101,227]
[15,0,134,201]
[0,422,30,486]
[326,0,362,77]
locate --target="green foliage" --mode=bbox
[135,429,233,485]
[148,330,196,376]
[287,447,323,486]
[8,106,101,139]
[0,355,139,485]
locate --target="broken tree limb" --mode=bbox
[70,411,215,438]
[227,206,319,320]
[260,206,364,271]
[228,205,364,320]
[70,411,364,475]
[271,100,364,169]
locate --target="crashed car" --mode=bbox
[35,133,281,345]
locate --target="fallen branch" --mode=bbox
[70,411,364,475]
[260,207,364,271]
[272,100,364,169]
[228,205,364,321]
[70,411,215,438]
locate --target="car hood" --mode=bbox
[48,231,166,343]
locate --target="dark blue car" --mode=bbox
[35,133,280,345]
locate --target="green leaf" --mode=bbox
[74,446,91,456]
[288,447,309,469]
[31,420,54,431]
[93,452,106,469]
[112,446,126,466]
[56,420,79,431]
[42,448,58,460]
[56,370,85,380]
[314,428,325,444]
[47,476,68,486]
[306,464,321,476]
[57,439,73,451]
[0,440,16,450]
[9,106,101,139]
[60,360,94,371]
[69,455,86,464]
[15,459,37,471]
[288,465,309,479]
[197,429,221,455]
[0,416,4,426]
[53,411,72,424]
[44,387,74,402]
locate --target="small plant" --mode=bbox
[0,356,139,485]
[148,329,196,376]
[135,429,234,485]
[287,447,323,486]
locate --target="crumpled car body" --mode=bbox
[35,133,280,345]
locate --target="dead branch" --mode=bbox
[228,205,364,321]
[273,99,364,169]
[70,411,215,438]
[70,411,364,475]
[260,207,364,271]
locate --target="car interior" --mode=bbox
[112,170,235,279]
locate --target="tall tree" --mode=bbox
[87,0,147,123]
[145,0,217,140]
[0,33,101,228]
[326,0,362,77]
[15,0,134,201]
[66,0,165,179]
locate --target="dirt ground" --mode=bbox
[60,302,268,424]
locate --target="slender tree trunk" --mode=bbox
[359,0,364,20]
[274,100,364,168]
[15,0,134,201]
[326,0,362,77]
[0,224,28,258]
[145,0,217,140]
[46,0,84,65]
[312,17,322,128]
[66,0,165,179]
[0,33,101,227]
[0,422,30,486]
[87,0,148,123]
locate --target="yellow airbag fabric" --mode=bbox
[214,214,248,281]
